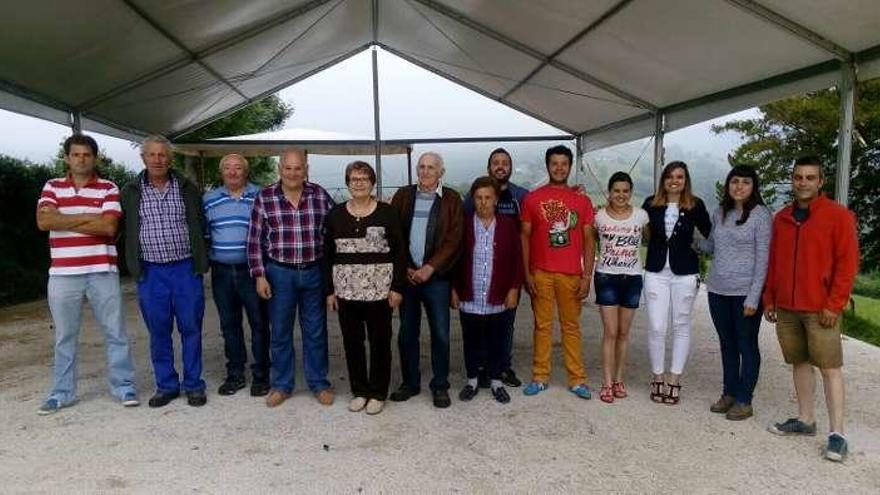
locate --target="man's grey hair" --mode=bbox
[418,151,444,171]
[219,153,249,171]
[141,134,173,153]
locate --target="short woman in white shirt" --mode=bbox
[593,172,649,403]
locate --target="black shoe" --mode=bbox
[478,369,490,389]
[389,384,420,402]
[492,386,511,404]
[433,389,451,408]
[250,380,270,397]
[500,369,522,388]
[186,390,207,407]
[218,376,246,396]
[148,391,179,408]
[458,384,478,402]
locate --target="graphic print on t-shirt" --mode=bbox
[598,224,641,270]
[540,199,578,248]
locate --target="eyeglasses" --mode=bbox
[348,177,372,184]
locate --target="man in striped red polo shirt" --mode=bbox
[35,134,139,415]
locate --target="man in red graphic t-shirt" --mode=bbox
[520,145,596,400]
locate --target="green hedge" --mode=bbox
[853,272,880,300]
[0,155,54,306]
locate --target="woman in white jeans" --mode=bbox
[641,161,711,405]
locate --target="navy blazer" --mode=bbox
[642,195,711,275]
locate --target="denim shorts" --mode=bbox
[594,272,643,309]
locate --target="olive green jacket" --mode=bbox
[119,169,208,280]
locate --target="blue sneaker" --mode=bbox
[37,398,70,416]
[523,382,547,396]
[825,433,848,462]
[570,384,592,400]
[121,392,140,407]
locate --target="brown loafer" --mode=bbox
[265,390,291,408]
[315,389,335,406]
[710,395,735,413]
[725,402,754,421]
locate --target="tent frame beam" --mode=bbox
[120,0,248,101]
[80,0,334,110]
[410,0,655,111]
[578,41,880,142]
[501,0,634,100]
[724,0,852,61]
[377,42,577,134]
[170,44,371,140]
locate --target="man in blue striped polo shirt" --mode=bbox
[204,154,270,397]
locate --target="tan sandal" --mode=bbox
[650,381,665,403]
[663,383,681,405]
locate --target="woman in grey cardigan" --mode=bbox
[699,165,771,421]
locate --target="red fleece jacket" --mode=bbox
[762,195,859,313]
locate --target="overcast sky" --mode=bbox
[0,47,753,171]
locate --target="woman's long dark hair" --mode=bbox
[721,165,765,225]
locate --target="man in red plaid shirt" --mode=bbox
[247,149,335,408]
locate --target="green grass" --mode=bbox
[843,294,880,347]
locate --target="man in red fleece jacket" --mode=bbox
[763,155,859,462]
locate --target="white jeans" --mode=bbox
[644,268,699,375]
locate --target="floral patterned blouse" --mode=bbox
[322,201,407,301]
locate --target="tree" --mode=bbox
[0,155,55,305]
[713,79,880,270]
[54,147,136,188]
[176,95,292,186]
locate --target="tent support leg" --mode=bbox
[371,46,383,200]
[653,112,665,189]
[835,61,857,206]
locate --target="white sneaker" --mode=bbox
[365,399,384,415]
[348,396,368,412]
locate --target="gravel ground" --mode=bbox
[1,280,878,494]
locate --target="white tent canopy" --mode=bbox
[2,1,878,163]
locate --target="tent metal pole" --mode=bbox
[371,46,383,200]
[653,112,665,188]
[71,112,82,135]
[575,135,584,186]
[406,146,413,186]
[835,61,857,205]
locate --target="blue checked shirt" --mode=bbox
[138,175,191,263]
[203,183,259,265]
[460,218,506,315]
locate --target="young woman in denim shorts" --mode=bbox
[593,172,649,403]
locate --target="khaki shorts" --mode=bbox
[775,308,843,368]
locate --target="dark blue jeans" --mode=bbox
[707,292,762,404]
[398,277,451,392]
[211,262,270,383]
[137,258,205,393]
[265,262,330,394]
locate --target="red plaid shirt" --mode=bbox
[247,181,334,277]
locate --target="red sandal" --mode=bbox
[611,381,627,399]
[599,385,614,403]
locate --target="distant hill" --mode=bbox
[308,139,732,206]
